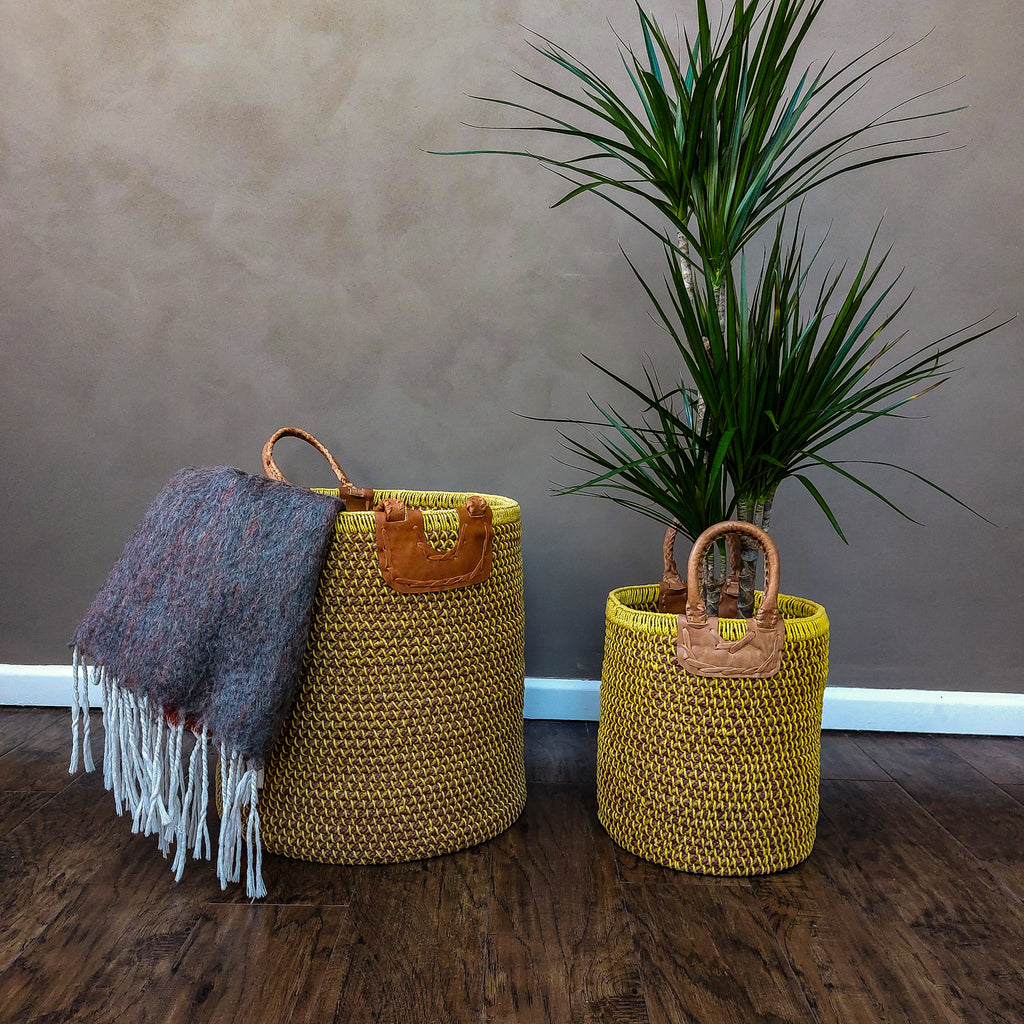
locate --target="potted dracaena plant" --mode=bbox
[439,0,1010,877]
[444,0,1005,617]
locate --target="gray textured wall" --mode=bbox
[2,0,1022,692]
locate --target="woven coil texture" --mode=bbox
[258,489,526,864]
[598,585,829,875]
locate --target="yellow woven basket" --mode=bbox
[250,430,526,864]
[598,523,829,875]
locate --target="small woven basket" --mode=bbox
[597,522,829,875]
[252,429,527,864]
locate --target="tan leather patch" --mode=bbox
[676,615,785,679]
[375,497,494,593]
[659,578,739,617]
[657,578,689,614]
[339,484,375,512]
[658,526,741,617]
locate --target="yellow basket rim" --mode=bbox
[313,489,521,530]
[606,583,829,642]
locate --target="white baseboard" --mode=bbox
[4,665,1024,736]
[818,686,1024,736]
[1,665,99,707]
[522,677,601,721]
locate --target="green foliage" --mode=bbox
[455,0,955,285]
[547,359,735,537]
[446,0,1006,543]
[598,219,1004,539]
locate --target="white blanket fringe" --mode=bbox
[69,650,95,774]
[69,652,266,898]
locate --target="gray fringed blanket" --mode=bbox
[70,466,342,898]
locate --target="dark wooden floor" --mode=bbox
[2,709,1024,1023]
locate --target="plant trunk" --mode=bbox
[698,281,732,616]
[714,281,727,333]
[702,545,726,617]
[736,490,776,619]
[676,231,695,302]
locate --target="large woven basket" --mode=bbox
[597,522,829,875]
[252,429,526,864]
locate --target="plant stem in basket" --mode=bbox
[737,491,776,618]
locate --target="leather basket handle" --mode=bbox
[658,523,742,617]
[375,495,494,593]
[262,427,374,511]
[676,521,785,679]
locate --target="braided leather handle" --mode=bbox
[685,521,780,627]
[261,427,374,510]
[676,520,785,679]
[262,427,351,485]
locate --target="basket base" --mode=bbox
[258,781,527,865]
[218,754,528,865]
[597,793,817,876]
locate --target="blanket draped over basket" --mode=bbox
[246,427,527,866]
[70,466,343,898]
